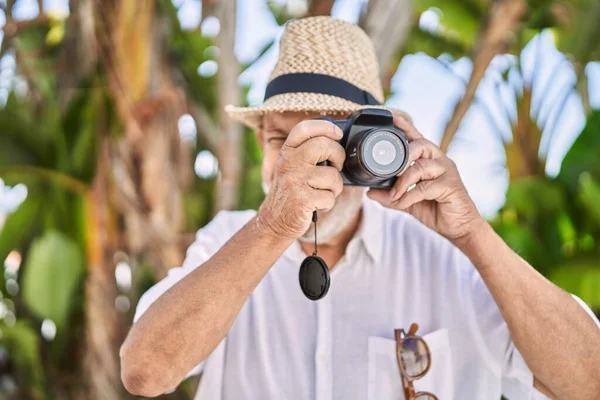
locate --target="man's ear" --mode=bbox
[256,117,265,149]
[255,129,265,149]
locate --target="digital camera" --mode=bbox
[318,108,409,189]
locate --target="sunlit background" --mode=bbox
[2,0,600,217]
[0,0,599,398]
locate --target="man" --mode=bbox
[120,16,600,400]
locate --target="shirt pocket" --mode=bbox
[367,328,454,400]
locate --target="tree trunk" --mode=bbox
[83,1,191,398]
[308,0,336,16]
[84,139,126,400]
[214,0,242,212]
[202,0,219,18]
[57,0,97,109]
[576,64,592,117]
[359,0,413,83]
[440,0,527,152]
[54,2,126,399]
[505,86,545,179]
[95,0,190,271]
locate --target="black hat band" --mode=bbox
[264,73,381,106]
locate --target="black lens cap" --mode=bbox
[299,255,330,301]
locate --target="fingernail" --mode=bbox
[335,126,343,138]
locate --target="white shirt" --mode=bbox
[134,198,599,400]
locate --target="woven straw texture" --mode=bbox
[226,16,406,129]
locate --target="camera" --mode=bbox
[318,108,409,189]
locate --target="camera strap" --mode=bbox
[298,210,331,301]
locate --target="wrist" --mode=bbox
[452,217,491,255]
[252,211,296,245]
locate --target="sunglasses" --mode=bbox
[394,323,438,400]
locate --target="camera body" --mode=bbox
[318,108,409,189]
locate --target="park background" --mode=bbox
[0,0,599,398]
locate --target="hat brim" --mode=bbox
[225,93,409,130]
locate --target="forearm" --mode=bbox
[120,216,293,396]
[456,220,600,399]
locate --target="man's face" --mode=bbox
[258,111,365,242]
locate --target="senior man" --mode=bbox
[120,16,600,400]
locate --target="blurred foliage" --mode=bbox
[159,0,265,222]
[491,111,600,309]
[0,0,598,398]
[413,0,600,310]
[555,0,600,64]
[414,0,483,49]
[558,111,600,191]
[0,0,265,397]
[21,231,85,332]
[1,321,45,396]
[161,0,218,115]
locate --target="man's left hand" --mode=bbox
[367,114,485,243]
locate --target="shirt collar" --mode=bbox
[282,196,385,264]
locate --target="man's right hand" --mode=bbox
[257,120,346,240]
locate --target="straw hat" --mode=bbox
[225,16,407,130]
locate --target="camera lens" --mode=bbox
[343,126,409,186]
[372,140,397,166]
[359,129,407,178]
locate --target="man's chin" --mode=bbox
[298,187,365,244]
[261,179,365,243]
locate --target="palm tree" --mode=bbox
[1,1,598,399]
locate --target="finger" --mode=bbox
[393,114,423,141]
[284,120,343,149]
[395,180,447,210]
[366,188,394,208]
[312,189,336,212]
[297,136,346,171]
[306,166,344,197]
[407,138,444,165]
[390,159,446,201]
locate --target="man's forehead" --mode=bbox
[261,111,348,132]
[261,111,320,130]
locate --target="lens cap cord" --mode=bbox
[312,210,318,256]
[298,210,331,300]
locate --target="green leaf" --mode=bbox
[0,135,39,168]
[0,193,44,270]
[238,165,264,211]
[13,26,57,101]
[525,0,562,30]
[1,320,45,395]
[183,192,208,232]
[61,86,101,183]
[21,231,85,331]
[403,27,470,59]
[415,0,483,49]
[556,0,600,63]
[550,262,600,311]
[504,177,566,220]
[577,172,600,227]
[167,9,218,113]
[558,108,600,192]
[0,108,50,168]
[492,220,552,275]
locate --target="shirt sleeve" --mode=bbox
[132,210,234,378]
[458,250,600,400]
